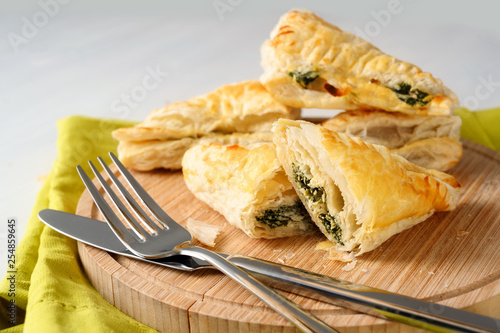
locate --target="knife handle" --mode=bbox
[178,247,338,333]
[227,255,500,333]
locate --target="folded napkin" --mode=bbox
[1,109,499,332]
[0,116,152,333]
[455,107,500,151]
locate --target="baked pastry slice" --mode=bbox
[182,142,316,238]
[117,132,273,171]
[322,110,463,171]
[113,80,300,141]
[390,138,462,172]
[272,119,461,256]
[260,10,459,116]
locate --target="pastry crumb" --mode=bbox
[186,218,223,247]
[315,240,354,262]
[456,230,469,237]
[342,260,357,271]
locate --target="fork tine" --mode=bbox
[81,156,336,332]
[109,152,178,230]
[86,161,149,241]
[76,165,141,246]
[97,156,159,235]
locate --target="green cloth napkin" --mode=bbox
[0,116,152,333]
[455,107,500,151]
[1,109,499,332]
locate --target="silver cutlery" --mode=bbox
[77,152,337,333]
[38,151,500,333]
[39,209,499,333]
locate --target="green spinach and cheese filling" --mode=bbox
[389,82,432,107]
[289,70,320,89]
[256,200,312,229]
[288,70,347,97]
[292,163,344,245]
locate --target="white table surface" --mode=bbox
[1,0,500,276]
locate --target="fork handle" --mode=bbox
[227,255,499,333]
[179,247,338,333]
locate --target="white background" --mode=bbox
[1,0,500,276]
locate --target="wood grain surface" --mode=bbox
[76,139,500,332]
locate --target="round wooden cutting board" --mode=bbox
[76,139,500,332]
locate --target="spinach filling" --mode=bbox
[289,71,320,89]
[292,163,344,245]
[256,201,311,229]
[292,163,324,203]
[318,213,343,245]
[389,82,432,107]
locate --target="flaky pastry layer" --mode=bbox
[272,119,461,256]
[261,10,459,116]
[182,142,315,239]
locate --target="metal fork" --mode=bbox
[77,152,337,333]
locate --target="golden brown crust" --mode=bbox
[392,137,463,171]
[112,80,300,142]
[116,138,196,171]
[272,119,461,255]
[117,132,274,171]
[113,127,191,142]
[113,80,299,171]
[182,142,315,238]
[322,110,463,171]
[261,10,459,116]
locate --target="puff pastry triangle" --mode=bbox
[113,80,300,142]
[116,132,273,171]
[322,110,463,171]
[182,142,316,238]
[261,10,459,116]
[272,119,461,256]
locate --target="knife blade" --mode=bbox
[38,208,500,333]
[38,208,211,270]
